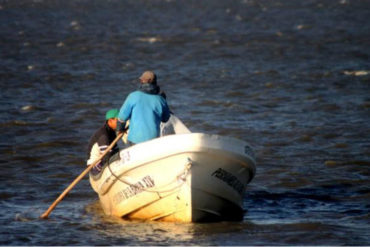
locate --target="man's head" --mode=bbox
[105,109,119,130]
[139,71,157,84]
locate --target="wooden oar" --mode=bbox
[40,132,124,219]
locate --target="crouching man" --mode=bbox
[87,109,120,175]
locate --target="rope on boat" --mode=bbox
[106,158,193,195]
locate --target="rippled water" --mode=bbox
[1,0,369,245]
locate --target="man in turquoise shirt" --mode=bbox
[117,71,170,145]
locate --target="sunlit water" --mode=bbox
[1,0,369,245]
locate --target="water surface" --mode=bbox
[0,0,369,245]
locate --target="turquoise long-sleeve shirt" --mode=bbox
[118,90,170,144]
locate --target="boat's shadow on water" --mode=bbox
[83,200,262,245]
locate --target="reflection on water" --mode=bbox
[85,201,257,245]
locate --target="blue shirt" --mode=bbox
[118,90,170,144]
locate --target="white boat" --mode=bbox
[89,116,256,222]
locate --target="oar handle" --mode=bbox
[40,132,124,219]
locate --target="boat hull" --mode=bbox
[89,133,256,222]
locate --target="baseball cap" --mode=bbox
[105,109,119,120]
[139,71,157,84]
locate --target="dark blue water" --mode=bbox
[1,0,369,245]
